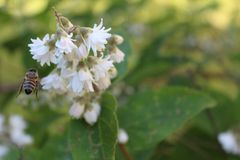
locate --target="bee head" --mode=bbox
[26,68,38,78]
[28,68,37,72]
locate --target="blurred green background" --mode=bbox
[1,0,240,160]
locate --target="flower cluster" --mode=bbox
[0,114,33,158]
[28,12,125,125]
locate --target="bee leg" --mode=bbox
[17,81,24,97]
[35,89,39,100]
[35,81,40,100]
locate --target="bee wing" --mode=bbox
[35,78,41,100]
[37,78,42,89]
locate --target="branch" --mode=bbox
[118,143,133,160]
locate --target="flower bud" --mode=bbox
[83,108,98,125]
[108,34,124,45]
[109,47,125,63]
[118,129,128,144]
[69,102,85,119]
[91,102,101,116]
[57,16,75,34]
[83,102,101,125]
[109,67,117,79]
[113,34,124,45]
[96,77,111,90]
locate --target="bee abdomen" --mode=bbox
[23,80,36,95]
[24,89,32,95]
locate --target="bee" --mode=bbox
[18,68,40,98]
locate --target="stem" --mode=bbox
[18,147,24,160]
[205,109,219,135]
[118,143,133,160]
[205,109,229,160]
[52,7,60,20]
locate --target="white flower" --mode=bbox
[91,57,114,81]
[41,73,67,92]
[55,33,76,55]
[69,102,85,119]
[118,129,129,144]
[10,130,33,147]
[9,115,27,131]
[218,131,240,155]
[28,34,57,66]
[56,54,77,70]
[69,70,94,93]
[56,54,68,69]
[8,115,33,147]
[86,19,111,55]
[65,45,88,69]
[96,77,111,90]
[0,115,5,134]
[110,47,125,63]
[76,43,89,59]
[60,68,75,79]
[0,145,8,158]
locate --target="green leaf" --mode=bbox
[117,87,216,159]
[2,146,20,160]
[150,127,240,160]
[125,61,174,85]
[69,93,118,160]
[22,129,73,160]
[193,89,240,134]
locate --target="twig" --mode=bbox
[118,143,133,160]
[0,83,19,93]
[205,109,219,135]
[52,7,61,24]
[52,7,60,18]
